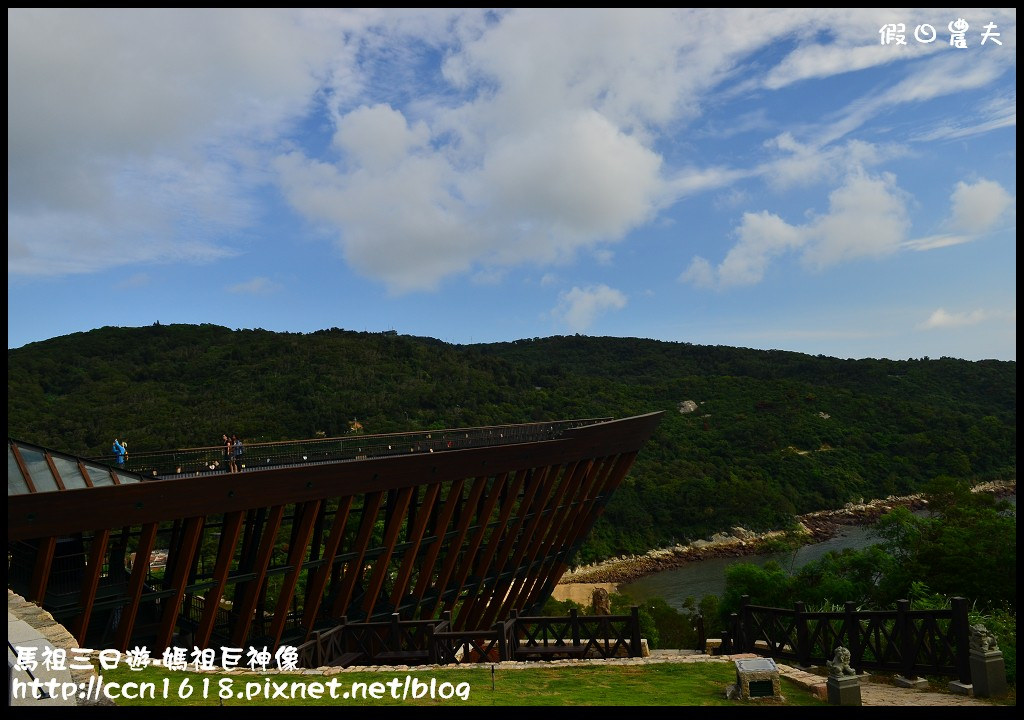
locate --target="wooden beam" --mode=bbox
[300,496,353,637]
[114,523,158,651]
[28,536,56,603]
[361,487,414,619]
[537,451,637,602]
[489,462,571,625]
[71,529,110,644]
[454,469,527,628]
[474,465,555,629]
[43,452,67,491]
[408,479,466,611]
[499,461,584,616]
[439,472,509,623]
[517,458,600,609]
[194,511,244,648]
[387,483,441,610]
[10,443,37,494]
[329,492,385,619]
[155,516,205,652]
[422,477,487,620]
[230,505,285,647]
[269,500,322,649]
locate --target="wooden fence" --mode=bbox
[719,595,971,683]
[295,607,643,668]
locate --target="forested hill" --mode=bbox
[7,324,1016,563]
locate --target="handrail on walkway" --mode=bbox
[88,417,613,479]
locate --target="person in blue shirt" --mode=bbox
[112,438,127,467]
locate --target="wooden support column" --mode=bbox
[491,463,570,624]
[423,477,488,619]
[519,459,601,608]
[409,479,466,614]
[441,472,510,622]
[194,510,244,648]
[269,500,322,649]
[71,529,110,644]
[500,461,583,616]
[230,505,285,648]
[329,492,385,619]
[114,523,158,651]
[300,496,353,637]
[388,483,441,610]
[361,487,414,619]
[156,516,205,652]
[28,536,57,604]
[544,452,635,588]
[477,467,557,630]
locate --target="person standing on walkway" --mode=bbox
[222,433,232,472]
[112,438,127,467]
[229,434,242,473]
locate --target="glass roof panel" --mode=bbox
[8,445,30,496]
[51,456,89,490]
[17,446,59,493]
[83,462,115,487]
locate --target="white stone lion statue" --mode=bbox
[970,623,999,653]
[827,646,856,677]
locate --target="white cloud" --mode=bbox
[949,179,1015,233]
[918,308,990,330]
[475,110,663,257]
[913,93,1017,142]
[228,277,282,295]
[764,41,921,91]
[718,211,805,287]
[901,234,975,252]
[552,285,627,332]
[679,257,715,289]
[7,7,1017,300]
[799,171,910,270]
[684,170,911,288]
[332,104,432,173]
[8,8,357,276]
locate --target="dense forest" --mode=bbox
[7,323,1016,563]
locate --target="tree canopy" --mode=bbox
[8,324,1016,563]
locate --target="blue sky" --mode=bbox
[8,8,1016,360]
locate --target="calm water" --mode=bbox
[620,494,1015,610]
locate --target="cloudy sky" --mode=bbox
[8,8,1016,360]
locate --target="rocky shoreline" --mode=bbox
[558,479,1016,586]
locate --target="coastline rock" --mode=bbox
[558,479,1015,586]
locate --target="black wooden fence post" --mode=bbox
[897,599,916,679]
[495,620,509,661]
[738,594,750,651]
[694,613,706,653]
[845,601,861,672]
[426,620,438,665]
[951,596,971,685]
[630,606,642,658]
[795,601,810,667]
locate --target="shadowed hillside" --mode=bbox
[8,324,1016,563]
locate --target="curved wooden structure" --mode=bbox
[8,412,662,653]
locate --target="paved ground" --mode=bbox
[651,650,1006,707]
[8,588,1011,708]
[315,649,1011,707]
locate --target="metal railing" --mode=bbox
[88,418,612,479]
